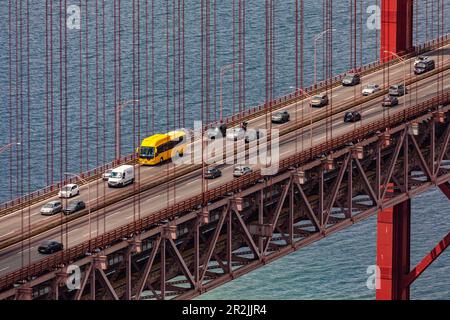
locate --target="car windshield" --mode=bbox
[274,113,282,117]
[110,172,123,178]
[140,147,155,159]
[62,186,72,191]
[367,84,377,89]
[344,75,355,80]
[230,128,243,135]
[43,203,54,208]
[416,62,426,68]
[312,95,322,100]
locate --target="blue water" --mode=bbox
[1,1,449,299]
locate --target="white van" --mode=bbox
[108,165,135,188]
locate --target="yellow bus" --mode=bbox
[137,130,186,166]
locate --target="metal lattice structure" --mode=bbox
[1,91,450,300]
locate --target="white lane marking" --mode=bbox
[16,247,34,255]
[0,267,9,272]
[0,230,16,239]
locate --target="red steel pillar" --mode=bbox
[381,0,414,61]
[376,199,411,300]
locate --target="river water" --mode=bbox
[0,0,449,299]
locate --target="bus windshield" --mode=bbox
[140,147,155,159]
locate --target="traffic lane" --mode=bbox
[263,47,450,124]
[2,71,448,276]
[0,161,186,241]
[0,166,205,273]
[1,44,449,244]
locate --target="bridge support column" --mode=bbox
[381,0,414,61]
[376,199,411,300]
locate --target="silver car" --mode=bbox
[362,84,380,96]
[233,166,252,177]
[226,128,247,141]
[102,169,113,181]
[389,84,407,96]
[40,201,63,216]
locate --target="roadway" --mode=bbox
[0,45,449,276]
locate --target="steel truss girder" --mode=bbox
[5,103,450,300]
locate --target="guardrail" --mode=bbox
[1,90,449,292]
[1,61,448,249]
[0,34,449,220]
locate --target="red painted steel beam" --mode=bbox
[376,198,411,300]
[381,0,414,61]
[403,232,450,288]
[438,182,450,200]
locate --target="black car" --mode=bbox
[206,124,227,140]
[271,111,290,124]
[342,73,361,86]
[205,167,222,179]
[382,95,399,107]
[245,130,263,143]
[38,240,63,254]
[414,59,435,75]
[63,200,86,215]
[344,111,362,123]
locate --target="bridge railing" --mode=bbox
[1,33,449,216]
[1,90,449,292]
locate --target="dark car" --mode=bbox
[414,59,435,75]
[389,84,407,96]
[342,73,361,86]
[38,240,63,254]
[344,111,362,123]
[245,130,263,143]
[63,200,86,215]
[271,111,290,124]
[206,124,227,140]
[382,95,399,107]
[205,167,222,179]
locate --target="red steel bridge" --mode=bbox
[0,0,450,300]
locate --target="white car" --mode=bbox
[58,184,80,198]
[233,166,252,177]
[226,128,247,141]
[362,84,380,96]
[102,169,113,181]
